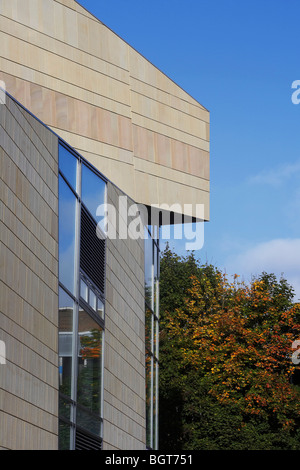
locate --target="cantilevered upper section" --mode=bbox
[0,0,209,221]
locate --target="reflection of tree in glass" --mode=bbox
[145,283,152,307]
[79,329,101,359]
[77,329,102,415]
[145,305,152,353]
[146,354,152,446]
[59,421,71,450]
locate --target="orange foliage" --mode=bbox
[165,273,300,428]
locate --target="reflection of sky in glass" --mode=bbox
[59,145,78,191]
[59,175,76,295]
[154,244,158,280]
[97,298,104,319]
[59,286,74,309]
[145,237,153,307]
[81,163,106,219]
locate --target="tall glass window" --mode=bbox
[77,307,103,437]
[145,227,159,450]
[59,145,78,191]
[58,287,74,398]
[58,142,106,450]
[81,162,106,221]
[58,177,77,296]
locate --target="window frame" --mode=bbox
[144,226,160,450]
[58,140,107,450]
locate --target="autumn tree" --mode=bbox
[159,247,300,450]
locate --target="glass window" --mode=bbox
[145,237,153,308]
[145,305,152,354]
[154,243,159,316]
[153,359,157,448]
[146,354,152,448]
[154,243,158,281]
[77,307,103,432]
[76,406,102,438]
[80,279,88,302]
[97,298,104,319]
[58,141,107,449]
[59,144,78,191]
[155,318,159,359]
[59,420,72,450]
[59,395,72,422]
[58,287,75,398]
[81,163,106,220]
[59,176,77,295]
[89,290,97,311]
[145,229,160,450]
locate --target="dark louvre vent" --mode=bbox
[80,205,106,295]
[75,429,102,450]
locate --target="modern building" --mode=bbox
[0,0,210,450]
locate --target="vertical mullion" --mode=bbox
[71,159,81,449]
[150,354,154,449]
[151,238,155,449]
[155,357,159,449]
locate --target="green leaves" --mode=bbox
[159,247,300,450]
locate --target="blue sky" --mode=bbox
[79,0,300,300]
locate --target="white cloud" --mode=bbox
[249,161,300,187]
[225,238,300,301]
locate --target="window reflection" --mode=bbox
[144,236,153,308]
[59,145,78,191]
[145,305,152,354]
[89,290,97,311]
[144,229,160,450]
[97,298,104,319]
[59,176,77,295]
[155,319,159,359]
[77,307,103,433]
[146,354,152,448]
[59,420,72,450]
[58,141,106,449]
[81,163,106,220]
[80,279,88,302]
[153,359,157,448]
[80,275,104,319]
[58,287,74,398]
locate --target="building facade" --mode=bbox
[0,0,209,450]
